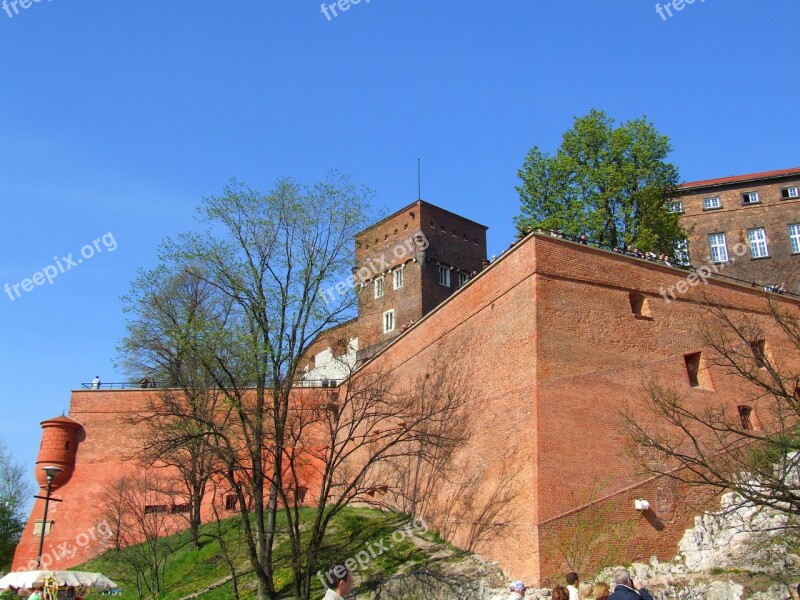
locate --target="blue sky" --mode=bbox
[1,0,799,487]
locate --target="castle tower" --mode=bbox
[35,415,82,490]
[354,200,488,353]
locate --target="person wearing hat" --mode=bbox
[508,580,527,599]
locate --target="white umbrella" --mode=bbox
[0,570,118,590]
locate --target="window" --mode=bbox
[225,495,237,510]
[374,276,384,298]
[684,352,713,390]
[708,233,729,263]
[296,486,308,503]
[458,272,468,287]
[144,505,168,515]
[629,292,652,319]
[429,220,434,228]
[703,196,721,210]
[741,191,760,205]
[438,266,451,287]
[667,200,683,213]
[747,228,769,258]
[789,224,800,254]
[782,186,799,199]
[171,504,191,514]
[33,520,54,536]
[750,339,768,369]
[383,310,395,333]
[738,406,754,430]
[393,267,404,290]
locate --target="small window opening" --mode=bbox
[429,220,434,228]
[750,339,767,369]
[225,495,237,510]
[685,353,701,387]
[171,503,191,514]
[144,505,168,515]
[629,292,652,319]
[65,441,70,450]
[296,486,308,503]
[738,406,754,430]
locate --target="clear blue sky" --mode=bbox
[1,1,799,488]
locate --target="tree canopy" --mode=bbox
[515,109,685,255]
[0,436,32,570]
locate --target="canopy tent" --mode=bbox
[0,570,117,590]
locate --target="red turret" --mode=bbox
[35,415,82,490]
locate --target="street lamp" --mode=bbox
[36,465,62,570]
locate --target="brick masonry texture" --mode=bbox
[677,172,800,293]
[14,205,800,586]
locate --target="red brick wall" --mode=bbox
[15,230,800,586]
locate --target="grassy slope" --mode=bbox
[73,508,438,599]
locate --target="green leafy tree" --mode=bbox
[515,109,685,255]
[0,437,33,571]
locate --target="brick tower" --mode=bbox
[354,199,488,354]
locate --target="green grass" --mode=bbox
[76,508,435,599]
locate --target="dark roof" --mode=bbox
[356,199,488,237]
[679,167,800,191]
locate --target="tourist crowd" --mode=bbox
[507,569,651,600]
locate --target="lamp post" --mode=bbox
[36,465,62,570]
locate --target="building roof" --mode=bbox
[356,199,488,237]
[679,167,800,191]
[41,415,82,428]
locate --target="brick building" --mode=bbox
[675,167,800,294]
[14,199,800,585]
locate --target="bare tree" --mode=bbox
[99,473,189,599]
[279,346,473,600]
[122,174,373,600]
[542,481,636,577]
[121,267,234,549]
[624,294,800,525]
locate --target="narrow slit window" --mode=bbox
[629,292,652,318]
[750,339,768,369]
[738,406,754,430]
[683,352,713,390]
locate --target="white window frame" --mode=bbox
[703,196,721,210]
[458,272,468,287]
[741,191,760,205]
[789,224,800,254]
[667,200,683,214]
[708,233,729,263]
[748,228,769,258]
[382,309,395,333]
[438,265,451,287]
[374,276,384,299]
[393,266,404,290]
[782,186,799,200]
